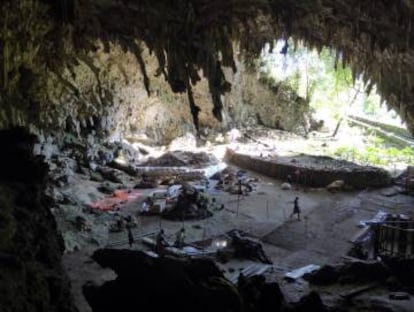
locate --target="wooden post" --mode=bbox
[390,216,396,256]
[305,216,308,234]
[304,216,309,248]
[138,215,141,236]
[236,193,240,217]
[203,217,207,240]
[373,224,379,259]
[301,170,305,191]
[266,200,269,219]
[402,222,409,258]
[408,223,414,257]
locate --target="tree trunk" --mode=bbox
[332,88,361,137]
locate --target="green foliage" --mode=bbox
[332,142,414,168]
[289,71,301,95]
[362,95,378,115]
[260,41,407,128]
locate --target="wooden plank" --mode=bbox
[284,264,320,280]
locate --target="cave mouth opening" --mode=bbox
[250,39,413,174]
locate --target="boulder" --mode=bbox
[326,180,345,192]
[288,291,326,312]
[98,182,117,194]
[303,265,339,285]
[228,230,273,264]
[84,249,326,312]
[304,261,391,285]
[168,133,197,151]
[281,182,292,190]
[83,249,241,312]
[90,171,104,182]
[98,167,125,184]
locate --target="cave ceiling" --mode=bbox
[2,0,414,133]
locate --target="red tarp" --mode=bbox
[88,189,141,211]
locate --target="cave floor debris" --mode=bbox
[60,142,414,312]
[57,132,414,312]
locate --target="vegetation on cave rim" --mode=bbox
[1,0,414,132]
[258,41,413,171]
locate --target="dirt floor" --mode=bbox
[62,157,414,312]
[59,127,414,311]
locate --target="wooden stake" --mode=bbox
[266,200,269,219]
[236,193,240,217]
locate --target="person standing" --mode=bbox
[155,229,168,255]
[290,196,301,221]
[127,227,134,248]
[174,228,186,248]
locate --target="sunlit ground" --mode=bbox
[252,39,413,175]
[214,121,412,176]
[127,118,412,177]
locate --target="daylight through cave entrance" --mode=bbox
[254,39,413,173]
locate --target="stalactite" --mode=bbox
[1,0,414,133]
[186,86,200,133]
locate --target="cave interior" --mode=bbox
[1,1,414,312]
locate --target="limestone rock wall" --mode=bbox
[222,63,310,132]
[0,42,308,147]
[4,43,197,146]
[0,128,77,312]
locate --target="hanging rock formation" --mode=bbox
[1,1,414,138]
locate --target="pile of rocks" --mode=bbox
[162,183,212,220]
[212,167,258,195]
[303,260,391,285]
